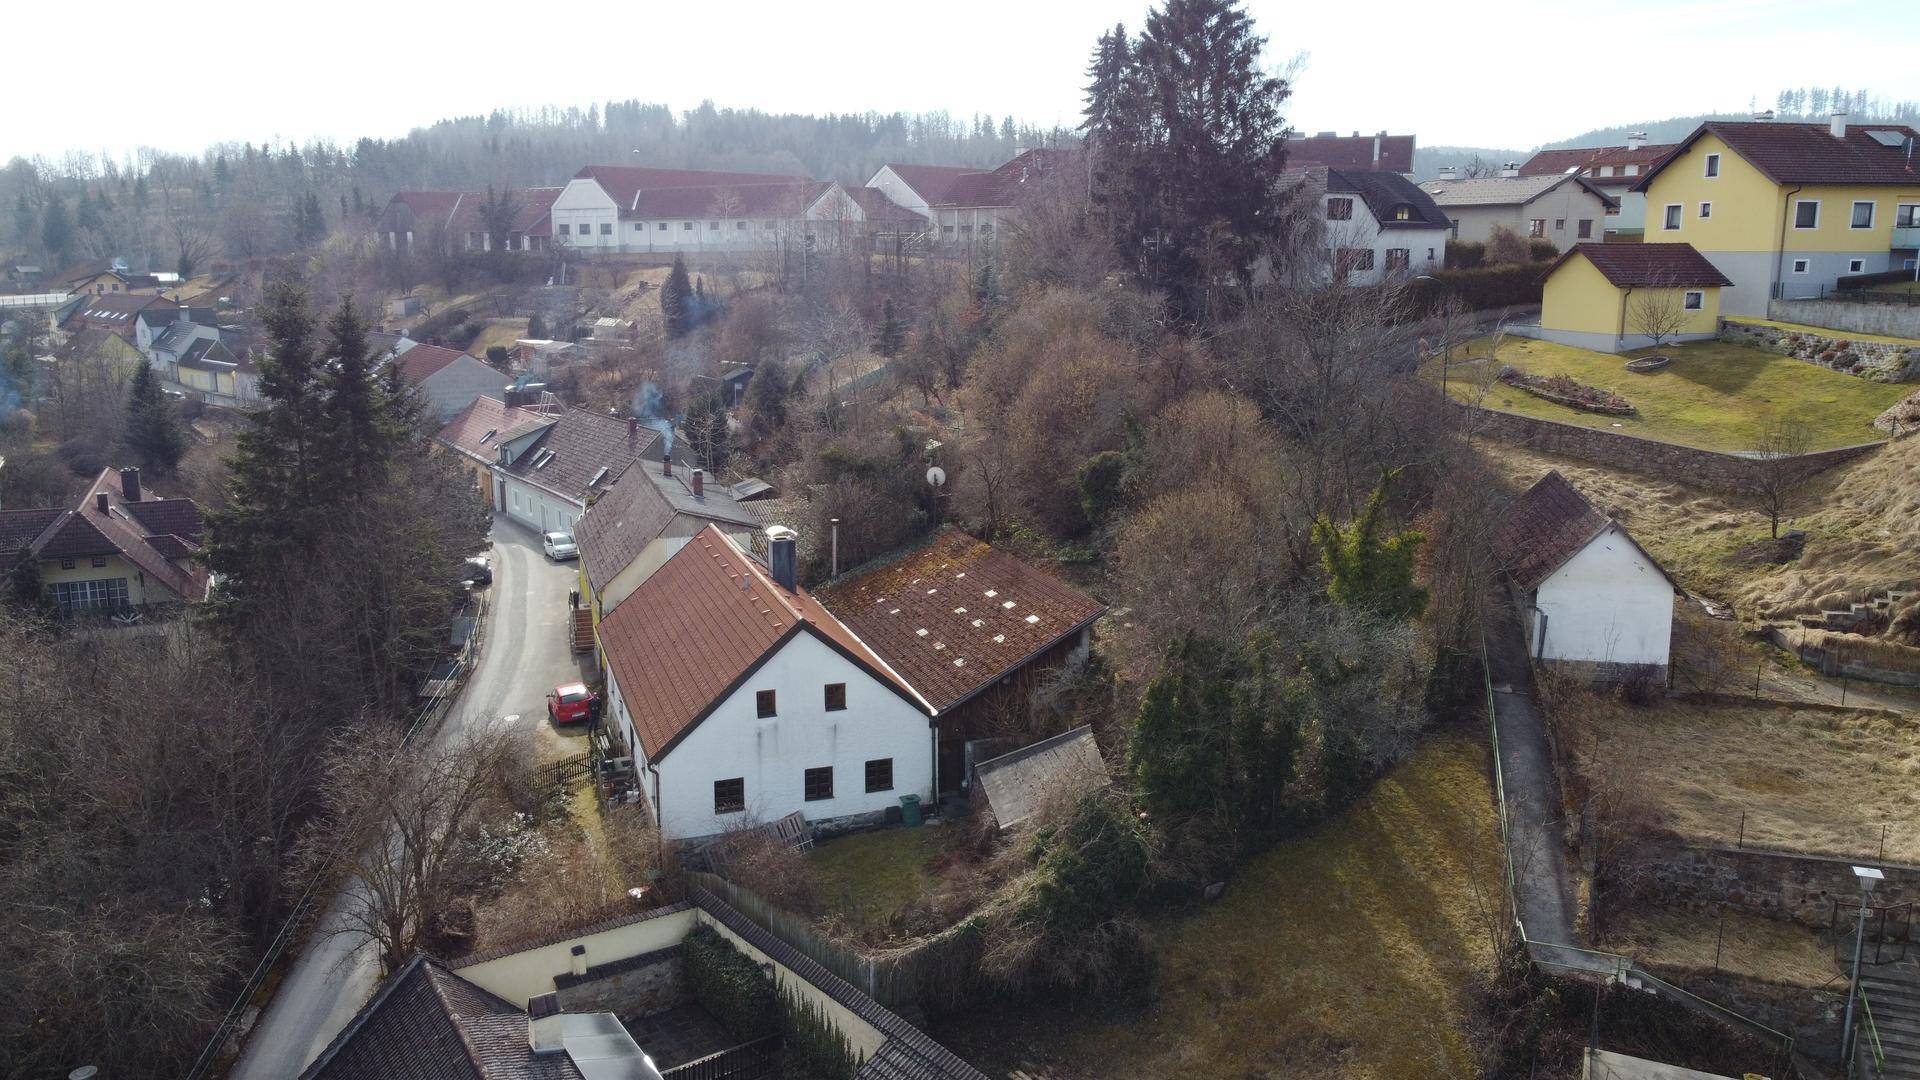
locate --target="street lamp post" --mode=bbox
[1842,864,1885,1078]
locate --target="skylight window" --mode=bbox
[480,428,498,443]
[1025,614,1040,624]
[588,466,610,487]
[1002,601,1015,609]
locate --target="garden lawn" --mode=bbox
[936,732,1503,1079]
[806,826,947,936]
[1438,337,1909,451]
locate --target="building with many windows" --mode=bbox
[1288,166,1451,284]
[1420,171,1617,251]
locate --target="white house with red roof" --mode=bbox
[598,526,934,842]
[375,188,563,253]
[387,341,510,422]
[865,149,1080,254]
[547,165,905,256]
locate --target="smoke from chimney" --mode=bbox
[630,380,675,457]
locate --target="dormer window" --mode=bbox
[1393,206,1412,221]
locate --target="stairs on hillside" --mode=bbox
[1797,590,1910,633]
[570,607,595,655]
[1859,957,1920,1079]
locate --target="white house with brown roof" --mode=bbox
[1288,166,1451,284]
[388,342,509,422]
[865,150,1080,255]
[545,166,907,256]
[1419,173,1618,250]
[1495,472,1677,680]
[599,526,934,842]
[1519,133,1678,237]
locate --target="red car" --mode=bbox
[547,683,598,725]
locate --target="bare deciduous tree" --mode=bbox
[1628,280,1689,353]
[1746,417,1818,539]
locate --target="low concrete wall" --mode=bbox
[1767,298,1920,345]
[1726,316,1920,381]
[454,903,698,1007]
[1614,838,1920,929]
[1464,406,1881,491]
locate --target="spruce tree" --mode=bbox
[661,256,693,338]
[41,197,72,262]
[124,362,188,475]
[875,298,906,358]
[7,542,50,615]
[320,296,405,491]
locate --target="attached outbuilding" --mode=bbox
[1538,242,1733,353]
[1495,472,1679,682]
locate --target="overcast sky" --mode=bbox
[8,0,1917,164]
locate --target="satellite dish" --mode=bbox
[926,466,947,489]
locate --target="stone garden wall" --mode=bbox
[1723,318,1920,381]
[1767,299,1920,345]
[1615,838,1920,929]
[553,945,687,1016]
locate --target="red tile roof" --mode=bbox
[844,185,928,224]
[1634,121,1920,191]
[433,395,555,465]
[629,180,831,220]
[931,149,1082,209]
[816,528,1106,714]
[1287,132,1417,173]
[599,526,925,759]
[1549,242,1734,288]
[391,342,473,385]
[877,164,979,204]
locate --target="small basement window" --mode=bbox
[756,690,777,718]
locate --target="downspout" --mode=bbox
[1528,603,1549,662]
[1618,286,1633,351]
[1772,184,1803,304]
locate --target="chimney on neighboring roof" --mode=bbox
[690,468,704,497]
[627,416,638,441]
[767,526,797,592]
[95,491,110,515]
[528,992,566,1055]
[569,944,588,978]
[1831,111,1849,139]
[1371,134,1382,167]
[1625,131,1648,150]
[119,467,141,502]
[1437,166,1457,180]
[1500,163,1521,178]
[661,453,672,478]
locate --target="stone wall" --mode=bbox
[1767,298,1920,346]
[553,945,687,1017]
[1464,406,1881,491]
[1615,838,1920,929]
[1664,969,1844,1059]
[1728,314,1920,381]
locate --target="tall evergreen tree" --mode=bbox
[1082,0,1292,320]
[875,298,906,358]
[661,255,694,338]
[41,197,72,262]
[320,296,405,491]
[123,362,188,475]
[7,542,50,615]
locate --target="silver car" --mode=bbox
[542,531,579,561]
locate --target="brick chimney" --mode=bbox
[119,467,141,502]
[690,469,704,497]
[661,453,672,478]
[627,416,638,443]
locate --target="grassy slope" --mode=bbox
[1440,337,1907,451]
[939,732,1502,1079]
[806,826,947,935]
[1601,906,1836,987]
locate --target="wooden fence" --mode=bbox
[661,1033,781,1080]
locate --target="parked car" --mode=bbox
[542,531,578,561]
[548,682,598,725]
[458,556,492,587]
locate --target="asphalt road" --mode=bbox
[229,515,590,1080]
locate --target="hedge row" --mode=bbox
[682,924,778,1040]
[1408,264,1546,314]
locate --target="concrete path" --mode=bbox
[229,516,590,1079]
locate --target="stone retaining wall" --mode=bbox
[1664,968,1844,1059]
[1615,838,1920,929]
[1768,298,1920,345]
[554,945,686,1016]
[1725,317,1920,381]
[1464,406,1881,491]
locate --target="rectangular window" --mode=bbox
[960,224,973,234]
[1384,248,1410,270]
[600,223,612,235]
[1792,258,1810,273]
[1683,290,1704,310]
[683,221,694,231]
[736,221,748,230]
[1704,153,1720,178]
[1528,218,1546,238]
[1794,200,1819,229]
[1326,197,1354,221]
[658,222,668,231]
[824,683,847,711]
[940,225,954,235]
[708,221,720,231]
[755,689,777,718]
[1849,259,1866,273]
[59,558,74,570]
[634,223,644,232]
[1899,205,1920,228]
[1663,204,1682,230]
[980,223,993,235]
[865,758,894,793]
[1851,201,1876,229]
[1598,165,1614,177]
[468,231,483,247]
[1623,164,1639,176]
[1554,219,1565,231]
[558,223,570,235]
[804,766,833,802]
[1699,202,1712,219]
[48,578,129,614]
[1577,219,1593,239]
[714,778,745,814]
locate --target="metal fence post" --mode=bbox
[1737,810,1747,849]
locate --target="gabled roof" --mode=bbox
[1288,132,1417,173]
[434,395,555,465]
[575,460,769,596]
[1632,121,1920,191]
[1547,242,1734,288]
[63,291,176,333]
[572,165,810,219]
[1494,472,1676,593]
[930,149,1081,209]
[179,337,244,371]
[1420,173,1617,208]
[1322,168,1452,230]
[499,407,658,505]
[628,180,830,220]
[816,528,1106,715]
[843,185,928,224]
[298,953,584,1080]
[875,163,979,204]
[392,342,477,385]
[599,526,925,759]
[1519,143,1677,185]
[0,469,208,601]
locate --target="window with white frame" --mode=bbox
[708,221,719,231]
[1791,258,1810,273]
[49,577,129,614]
[1663,204,1682,230]
[1851,201,1876,229]
[1899,205,1920,228]
[1384,248,1410,270]
[1577,219,1593,238]
[1554,219,1565,231]
[633,223,643,232]
[558,223,570,235]
[599,223,612,235]
[1704,153,1720,178]
[1683,291,1704,310]
[1849,259,1866,273]
[1528,218,1546,238]
[1699,202,1712,219]
[657,222,668,231]
[1794,200,1819,229]
[682,221,694,231]
[1623,164,1639,176]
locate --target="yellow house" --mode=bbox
[1539,242,1732,353]
[1631,116,1920,316]
[1,467,210,617]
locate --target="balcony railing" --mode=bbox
[1892,225,1920,249]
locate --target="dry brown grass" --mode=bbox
[1562,692,1920,862]
[1601,904,1838,987]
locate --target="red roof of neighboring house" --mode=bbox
[1549,242,1734,288]
[599,526,925,759]
[433,395,554,465]
[1633,121,1920,191]
[816,528,1106,715]
[391,343,473,385]
[1287,132,1417,173]
[1520,143,1677,186]
[876,163,979,204]
[0,468,208,603]
[381,187,565,238]
[628,181,831,220]
[844,186,928,224]
[931,149,1082,209]
[572,165,810,217]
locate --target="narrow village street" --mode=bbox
[229,515,591,1080]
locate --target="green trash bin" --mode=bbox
[899,793,923,827]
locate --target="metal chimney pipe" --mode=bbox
[830,518,840,578]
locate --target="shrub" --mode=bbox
[1486,224,1531,265]
[779,986,858,1080]
[1445,240,1486,270]
[410,306,469,343]
[681,924,778,1040]
[1408,264,1545,314]
[1527,238,1560,262]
